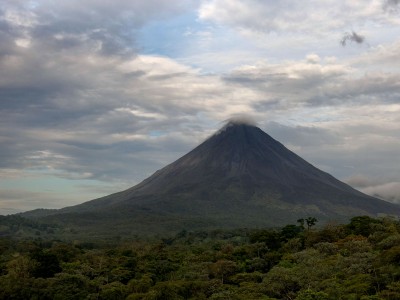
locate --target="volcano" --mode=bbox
[26,121,400,235]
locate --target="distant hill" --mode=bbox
[22,121,400,237]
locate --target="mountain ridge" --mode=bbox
[22,122,400,235]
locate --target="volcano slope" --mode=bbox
[26,122,400,236]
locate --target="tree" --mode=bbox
[296,289,329,300]
[262,265,300,299]
[30,249,62,278]
[280,224,303,241]
[209,260,237,284]
[48,273,95,299]
[347,216,380,237]
[297,218,305,229]
[100,281,128,300]
[6,255,37,279]
[249,230,281,250]
[305,217,318,231]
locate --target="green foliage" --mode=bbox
[249,230,281,250]
[280,224,303,241]
[1,216,400,299]
[305,217,318,231]
[296,289,329,300]
[0,215,61,238]
[30,249,62,278]
[48,273,95,300]
[347,216,381,237]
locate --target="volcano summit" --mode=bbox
[27,121,400,235]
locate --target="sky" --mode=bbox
[1,0,400,214]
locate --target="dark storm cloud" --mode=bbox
[340,31,365,46]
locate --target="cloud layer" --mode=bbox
[1,0,400,213]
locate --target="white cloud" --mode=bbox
[199,0,398,34]
[1,0,400,211]
[362,182,400,203]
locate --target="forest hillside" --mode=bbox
[2,215,400,299]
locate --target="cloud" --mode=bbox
[223,48,400,111]
[345,175,378,188]
[352,41,400,67]
[4,45,398,188]
[345,175,400,203]
[362,182,400,203]
[266,122,341,148]
[383,0,400,12]
[0,0,210,187]
[0,181,127,214]
[225,115,258,126]
[0,186,84,214]
[1,0,400,212]
[340,31,365,46]
[1,0,194,59]
[0,46,255,184]
[223,56,352,110]
[2,25,400,192]
[199,0,393,34]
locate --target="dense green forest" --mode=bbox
[2,216,400,299]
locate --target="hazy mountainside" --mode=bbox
[23,122,400,236]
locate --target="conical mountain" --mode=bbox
[29,121,400,235]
